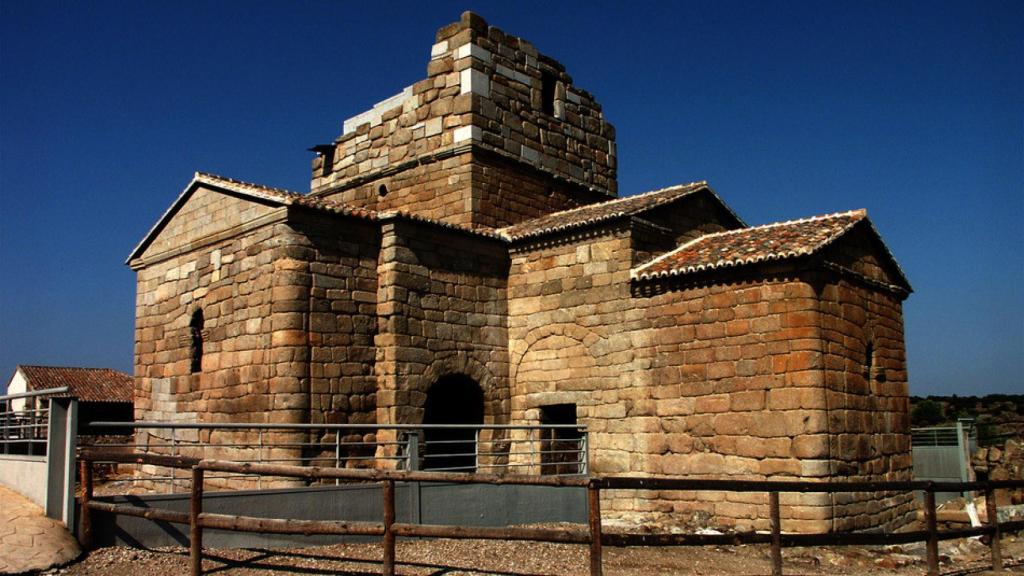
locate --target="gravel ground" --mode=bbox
[41,534,1024,576]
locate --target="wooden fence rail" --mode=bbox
[78,450,1023,576]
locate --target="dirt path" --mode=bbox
[43,534,1024,576]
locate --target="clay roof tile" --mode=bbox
[499,181,733,241]
[16,365,134,403]
[632,209,881,281]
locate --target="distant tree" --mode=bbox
[911,399,945,426]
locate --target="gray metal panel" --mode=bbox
[419,483,586,526]
[85,482,586,549]
[912,445,967,504]
[912,446,964,480]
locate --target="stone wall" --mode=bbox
[374,218,510,463]
[507,219,912,532]
[311,12,616,230]
[133,195,385,482]
[816,226,915,531]
[287,212,381,465]
[135,216,298,486]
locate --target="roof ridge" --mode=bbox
[499,180,709,240]
[631,208,869,281]
[19,364,130,373]
[194,171,305,198]
[522,180,706,222]
[696,208,866,241]
[128,172,379,264]
[630,234,708,275]
[379,210,506,240]
[194,171,382,220]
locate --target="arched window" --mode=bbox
[189,309,204,374]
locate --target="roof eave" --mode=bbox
[125,173,299,265]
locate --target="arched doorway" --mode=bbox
[422,375,483,471]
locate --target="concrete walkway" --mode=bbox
[0,485,80,574]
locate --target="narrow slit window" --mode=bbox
[541,71,557,116]
[863,340,874,382]
[321,147,335,177]
[189,309,204,374]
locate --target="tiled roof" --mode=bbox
[632,209,873,280]
[18,366,133,403]
[499,181,735,241]
[376,211,506,240]
[192,172,378,219]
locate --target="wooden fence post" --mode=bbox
[78,459,93,549]
[769,491,782,576]
[383,479,395,576]
[985,484,1002,570]
[587,482,603,576]
[190,467,204,576]
[924,485,939,576]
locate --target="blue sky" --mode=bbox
[1,1,1021,396]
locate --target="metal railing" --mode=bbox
[79,449,1024,576]
[87,421,588,492]
[911,424,977,447]
[0,387,69,456]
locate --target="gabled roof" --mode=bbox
[128,172,511,264]
[17,365,133,403]
[127,172,378,263]
[631,209,911,291]
[498,181,743,241]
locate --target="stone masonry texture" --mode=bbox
[128,11,915,530]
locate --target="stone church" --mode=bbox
[128,12,915,532]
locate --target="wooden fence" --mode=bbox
[78,449,1024,576]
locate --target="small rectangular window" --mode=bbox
[539,403,582,475]
[321,146,335,177]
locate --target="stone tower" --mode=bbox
[309,12,618,230]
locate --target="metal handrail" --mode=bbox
[0,386,69,401]
[90,421,586,431]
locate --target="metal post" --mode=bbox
[956,419,971,500]
[580,430,589,475]
[170,426,177,493]
[335,431,341,486]
[405,431,420,471]
[190,466,204,576]
[587,481,603,576]
[769,491,782,576]
[533,427,540,475]
[924,486,939,576]
[985,484,1002,570]
[258,428,263,490]
[78,459,93,549]
[1,401,7,455]
[474,428,481,472]
[383,479,396,576]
